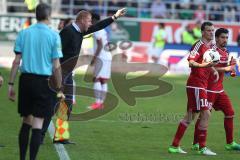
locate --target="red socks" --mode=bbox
[224,117,233,144]
[198,129,207,149]
[172,121,188,147]
[193,118,200,145]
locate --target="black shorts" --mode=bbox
[18,73,57,118]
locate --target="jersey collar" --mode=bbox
[72,22,81,33]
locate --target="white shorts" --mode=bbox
[94,58,112,79]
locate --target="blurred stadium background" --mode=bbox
[1,0,240,160]
[1,0,240,73]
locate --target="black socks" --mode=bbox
[19,123,31,160]
[30,129,42,160]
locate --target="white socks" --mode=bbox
[94,82,108,103]
[94,81,102,103]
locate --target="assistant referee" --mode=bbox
[8,3,64,160]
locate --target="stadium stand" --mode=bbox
[2,0,240,22]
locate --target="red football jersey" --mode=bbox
[207,45,228,92]
[187,40,212,89]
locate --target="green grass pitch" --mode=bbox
[0,68,240,160]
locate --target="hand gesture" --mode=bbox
[115,8,127,18]
[229,57,236,66]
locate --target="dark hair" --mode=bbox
[36,3,51,21]
[159,23,165,28]
[91,13,100,21]
[215,28,229,37]
[62,18,72,27]
[201,21,213,31]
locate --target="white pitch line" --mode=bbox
[48,121,71,160]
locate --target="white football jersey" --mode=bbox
[93,29,112,61]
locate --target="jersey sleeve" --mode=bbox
[187,43,202,61]
[14,30,23,54]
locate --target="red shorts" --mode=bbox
[187,87,209,112]
[207,91,234,116]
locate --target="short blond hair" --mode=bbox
[76,10,91,21]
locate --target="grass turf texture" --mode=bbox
[0,68,240,160]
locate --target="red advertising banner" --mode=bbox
[140,21,240,45]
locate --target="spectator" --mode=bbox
[224,6,236,22]
[179,3,193,20]
[151,0,167,19]
[209,4,224,21]
[182,24,195,45]
[193,20,202,41]
[126,1,137,17]
[148,23,167,65]
[139,2,151,18]
[108,0,126,16]
[194,5,206,21]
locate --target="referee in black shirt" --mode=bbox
[41,8,126,144]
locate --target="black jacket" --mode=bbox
[60,17,114,63]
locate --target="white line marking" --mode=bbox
[48,121,71,160]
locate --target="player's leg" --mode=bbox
[18,74,33,160]
[100,78,109,107]
[215,92,240,150]
[19,115,33,160]
[30,117,44,160]
[192,117,200,150]
[196,90,216,155]
[192,91,216,150]
[168,88,199,154]
[197,109,216,155]
[169,111,198,154]
[90,78,102,109]
[91,58,110,109]
[40,115,51,144]
[99,59,111,107]
[64,74,73,115]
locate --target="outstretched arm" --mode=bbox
[85,8,126,35]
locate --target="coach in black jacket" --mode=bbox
[41,8,126,144]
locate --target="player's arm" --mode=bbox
[52,59,65,99]
[188,60,214,68]
[85,8,126,35]
[91,38,103,65]
[8,54,21,101]
[52,34,65,99]
[214,65,235,73]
